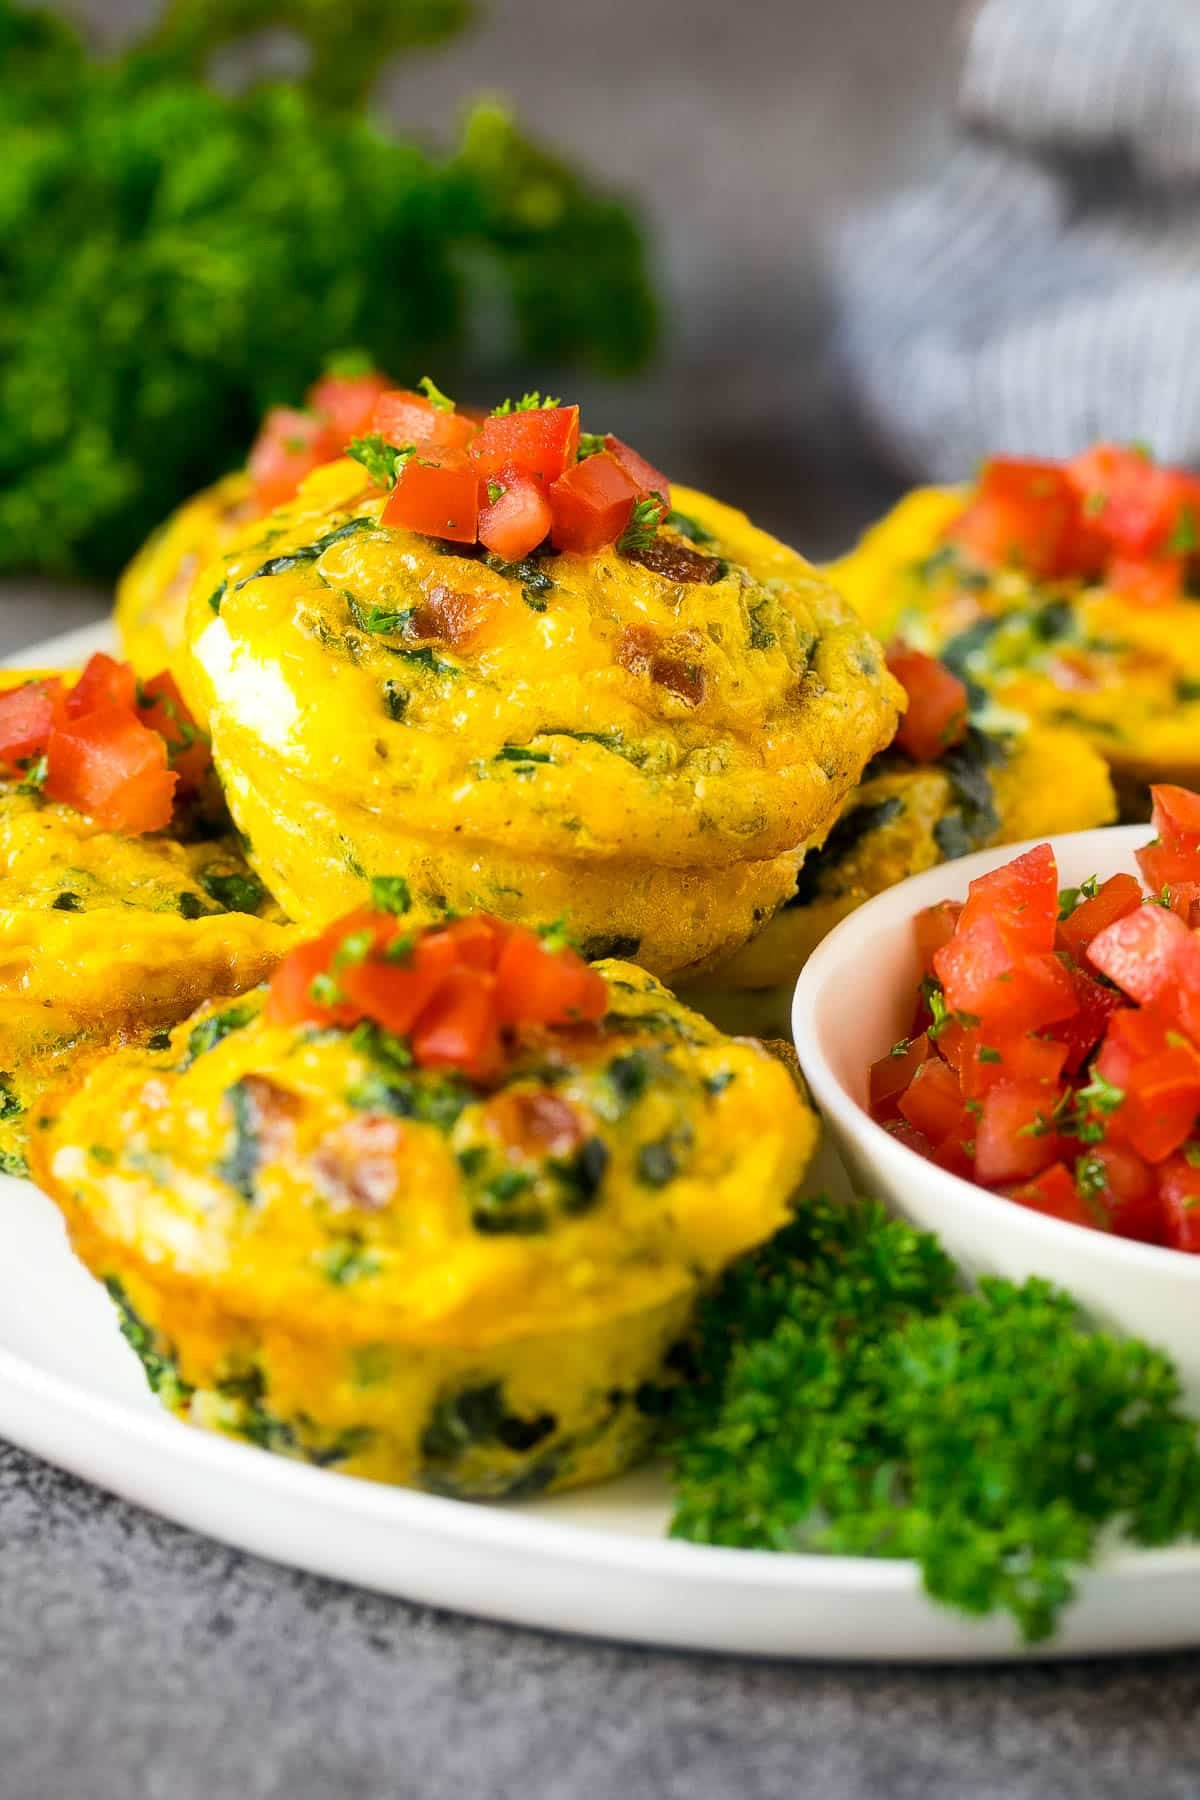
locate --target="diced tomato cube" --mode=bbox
[1159,1154,1200,1253]
[383,450,480,543]
[1137,839,1199,893]
[135,670,211,793]
[1086,902,1200,1006]
[602,435,671,508]
[1049,962,1124,1072]
[1057,872,1142,962]
[308,369,392,446]
[470,406,581,487]
[1096,1007,1200,1163]
[931,1130,975,1179]
[1106,555,1186,608]
[339,928,460,1036]
[0,677,65,769]
[548,452,639,554]
[1079,1143,1163,1244]
[438,914,507,973]
[44,707,177,835]
[1066,445,1181,558]
[884,1118,935,1161]
[494,926,608,1027]
[959,842,1059,953]
[247,408,331,513]
[67,653,137,720]
[477,466,553,562]
[1150,784,1200,853]
[372,390,478,453]
[411,967,502,1082]
[935,918,1077,1031]
[949,458,1089,580]
[1007,1162,1102,1230]
[886,646,969,762]
[897,1055,970,1143]
[869,1032,931,1115]
[266,925,362,1030]
[957,1029,1068,1100]
[914,900,962,974]
[974,1080,1065,1183]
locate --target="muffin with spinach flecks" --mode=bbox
[32,904,816,1496]
[824,448,1200,806]
[0,658,297,1175]
[183,384,901,979]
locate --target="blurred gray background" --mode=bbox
[5,0,965,656]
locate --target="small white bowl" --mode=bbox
[792,823,1200,1404]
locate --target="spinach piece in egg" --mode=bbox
[201,868,267,915]
[237,517,371,587]
[787,795,905,910]
[105,1277,193,1409]
[184,1002,256,1066]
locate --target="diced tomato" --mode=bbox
[1007,1162,1101,1230]
[1086,902,1200,1007]
[931,1130,975,1179]
[869,1032,931,1114]
[135,670,211,792]
[602,434,671,508]
[1159,1154,1200,1253]
[1079,1143,1163,1244]
[549,452,639,554]
[44,707,177,835]
[247,408,330,513]
[266,925,363,1030]
[957,1029,1068,1100]
[884,1117,935,1160]
[1106,555,1186,608]
[974,1080,1065,1183]
[1136,839,1199,893]
[1058,872,1142,962]
[307,369,391,446]
[1096,1006,1200,1163]
[372,390,478,453]
[494,926,608,1027]
[383,449,479,543]
[1049,962,1124,1072]
[470,406,581,487]
[914,900,962,975]
[897,1055,971,1144]
[339,928,460,1036]
[959,842,1059,953]
[1151,784,1200,854]
[477,466,553,562]
[886,646,969,763]
[439,914,507,973]
[935,916,1078,1031]
[67,653,137,720]
[948,458,1090,580]
[0,677,65,769]
[411,967,502,1082]
[1066,445,1182,559]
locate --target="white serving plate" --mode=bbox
[4,623,1200,1661]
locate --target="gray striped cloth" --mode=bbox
[832,0,1200,482]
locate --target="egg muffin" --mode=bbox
[826,452,1200,803]
[115,472,255,717]
[700,719,1115,990]
[183,444,901,980]
[32,952,817,1496]
[0,665,296,1174]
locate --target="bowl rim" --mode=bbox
[791,821,1200,1283]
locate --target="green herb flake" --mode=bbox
[201,869,266,915]
[419,375,455,412]
[617,496,664,555]
[370,874,412,915]
[347,434,413,490]
[184,1003,255,1066]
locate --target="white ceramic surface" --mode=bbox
[5,625,1200,1661]
[794,823,1200,1404]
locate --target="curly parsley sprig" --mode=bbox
[666,1194,1200,1643]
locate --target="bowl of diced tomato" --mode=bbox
[793,785,1200,1399]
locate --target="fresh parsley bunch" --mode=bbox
[0,0,657,578]
[668,1195,1200,1642]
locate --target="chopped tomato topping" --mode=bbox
[383,449,480,543]
[44,707,177,835]
[67,652,136,719]
[935,917,1077,1031]
[602,434,670,509]
[1007,1162,1101,1230]
[247,408,330,514]
[1050,963,1124,1073]
[372,389,478,453]
[1106,555,1186,608]
[494,926,607,1027]
[886,646,969,762]
[340,928,461,1036]
[470,406,581,487]
[1066,445,1183,559]
[0,677,65,769]
[1057,872,1141,962]
[477,466,553,563]
[308,368,391,445]
[1158,1155,1200,1253]
[1151,784,1200,852]
[549,452,639,554]
[1086,902,1200,1009]
[974,1080,1065,1184]
[868,1032,930,1115]
[959,842,1059,953]
[135,670,211,793]
[914,900,962,974]
[410,968,502,1083]
[1080,1143,1162,1244]
[897,1055,971,1144]
[956,1029,1068,1100]
[948,458,1090,581]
